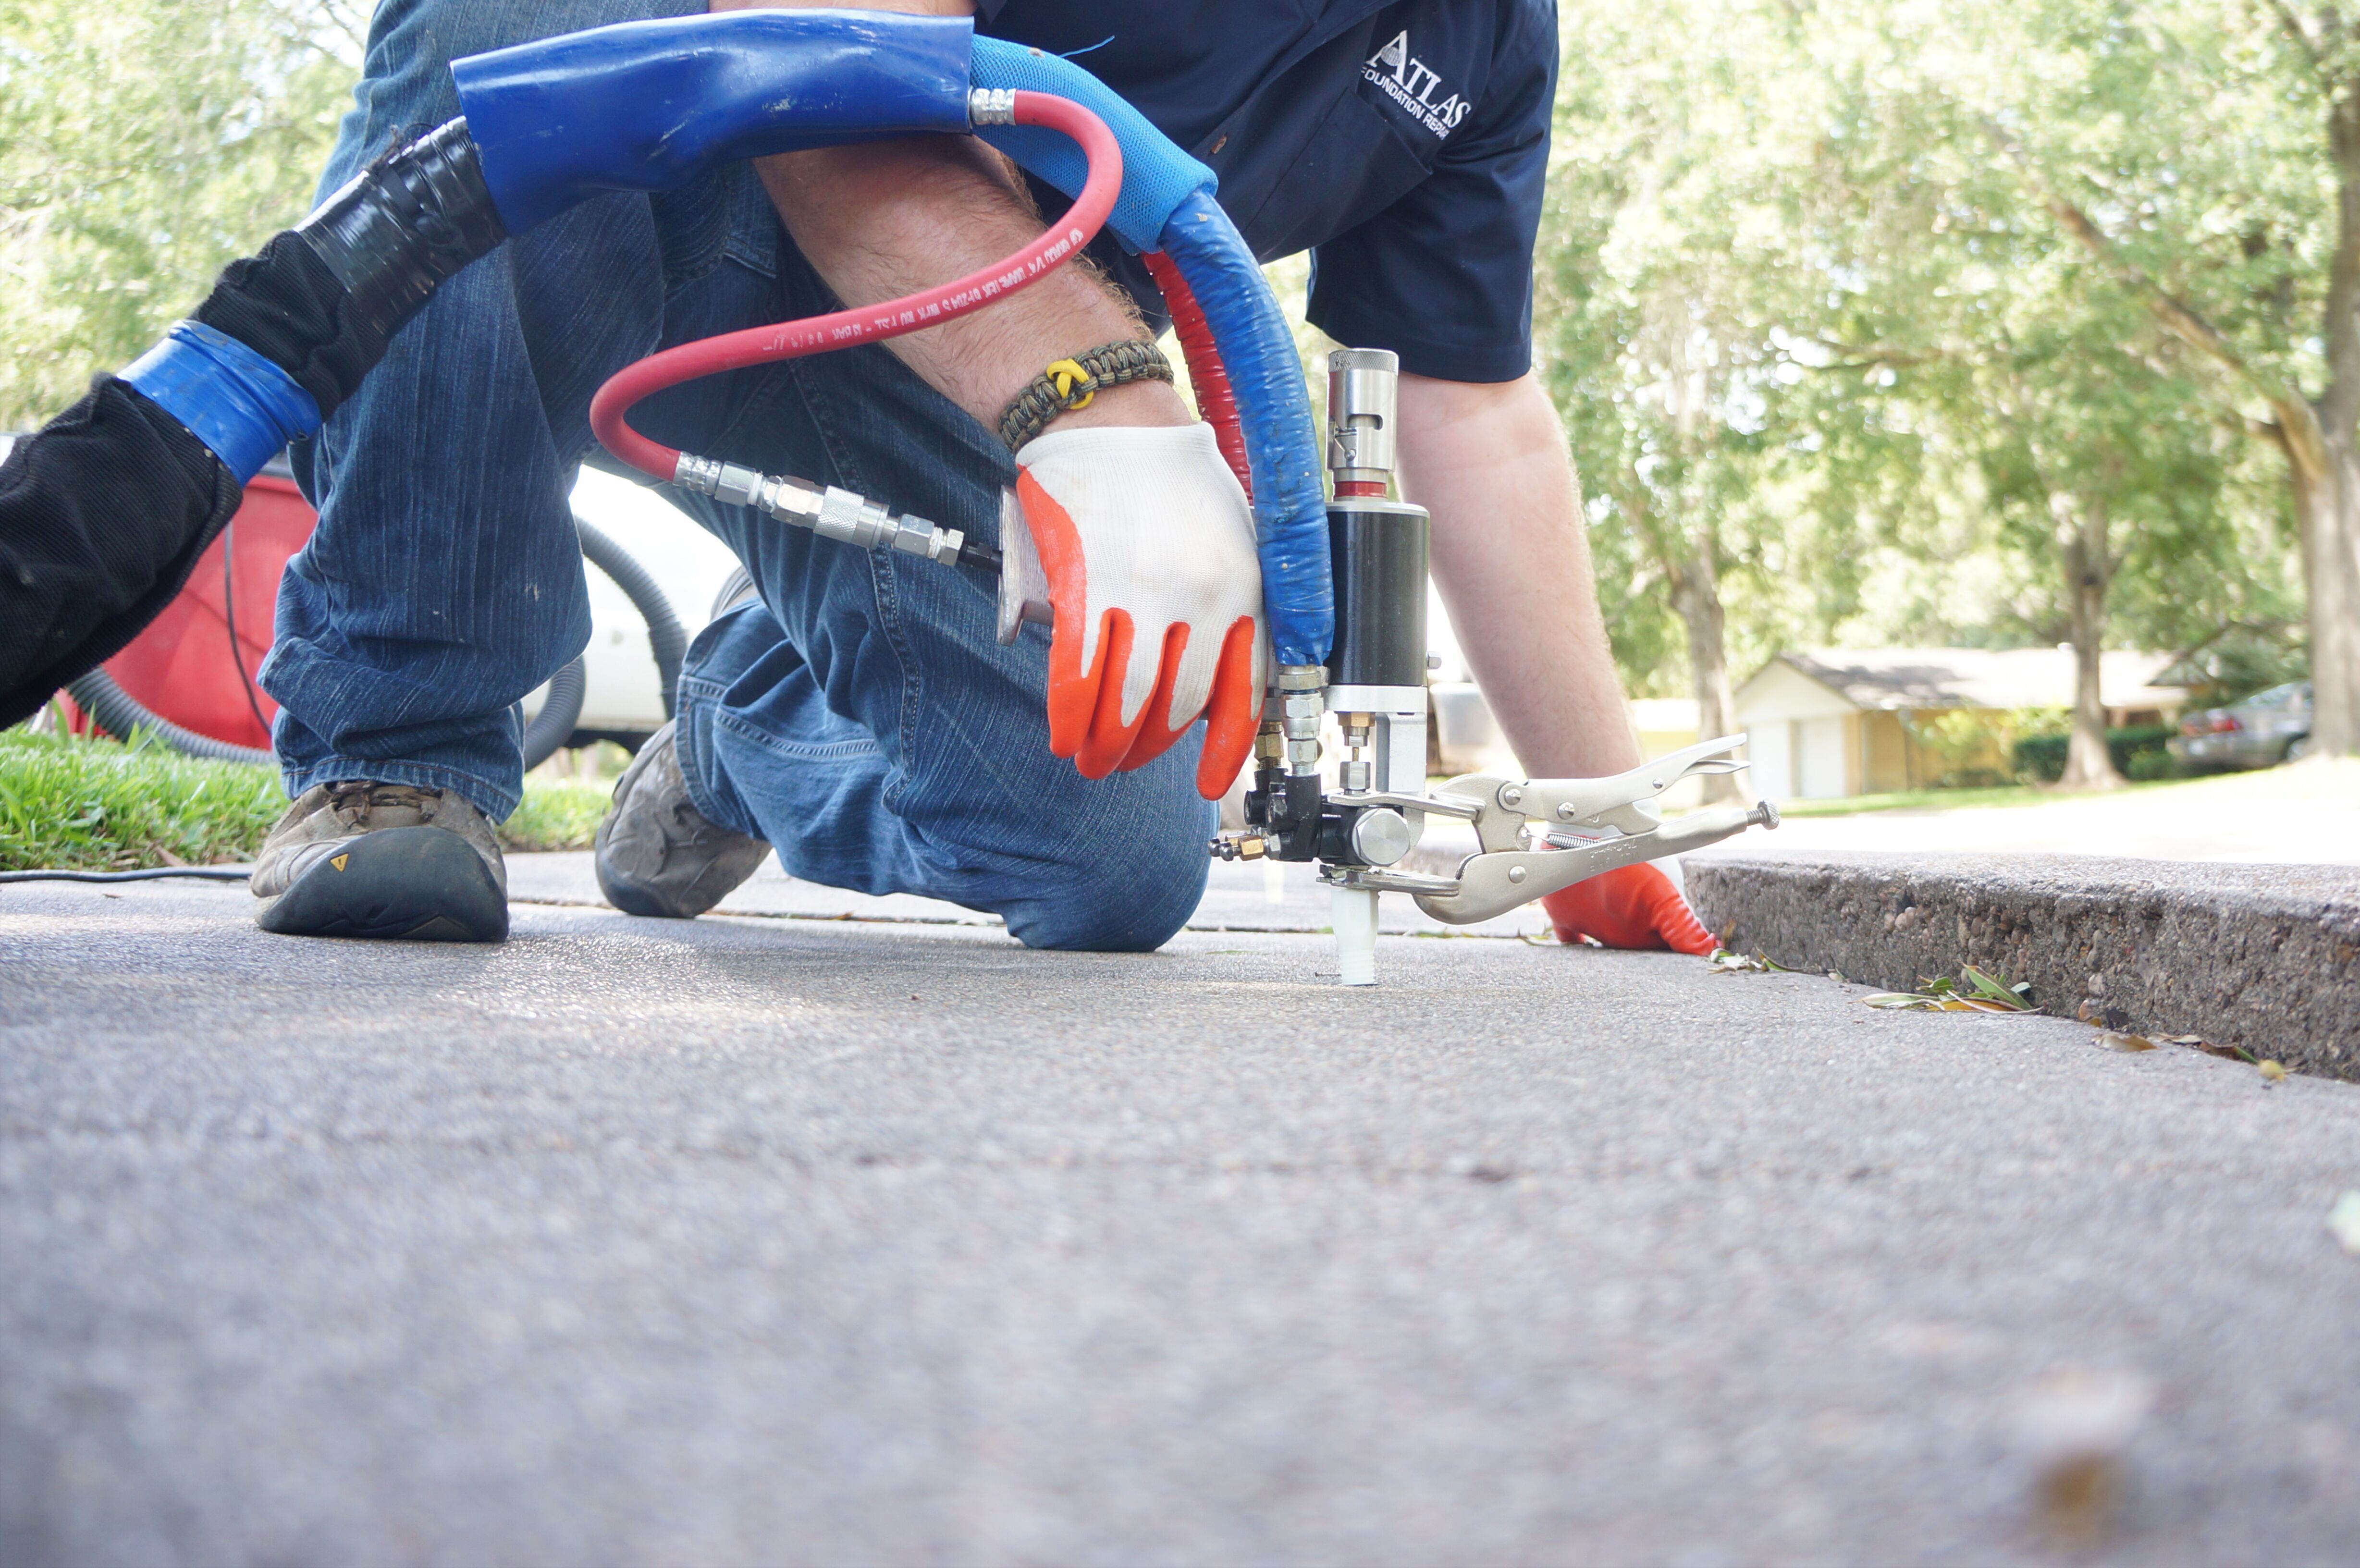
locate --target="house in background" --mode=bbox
[1733,648,2187,800]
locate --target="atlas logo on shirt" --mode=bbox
[1364,29,1471,140]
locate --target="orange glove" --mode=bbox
[1014,424,1264,798]
[1541,860,1717,955]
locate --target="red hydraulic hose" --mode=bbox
[1142,249,1251,499]
[590,91,1124,482]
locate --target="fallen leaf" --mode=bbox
[2095,1032,2156,1053]
[2328,1191,2360,1255]
[2259,1059,2288,1083]
[2016,1369,2155,1549]
[1960,966,2037,1010]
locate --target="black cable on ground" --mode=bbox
[521,656,587,771]
[575,513,685,718]
[0,866,249,884]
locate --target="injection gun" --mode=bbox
[1207,349,1780,985]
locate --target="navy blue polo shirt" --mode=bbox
[973,1,1557,383]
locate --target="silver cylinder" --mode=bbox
[1327,347,1399,489]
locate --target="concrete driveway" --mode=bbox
[3,875,2358,1565]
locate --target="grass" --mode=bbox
[1769,777,2189,818]
[498,776,614,851]
[0,727,613,870]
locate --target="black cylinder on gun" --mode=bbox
[1241,348,1429,865]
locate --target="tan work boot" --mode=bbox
[251,780,508,942]
[594,721,771,918]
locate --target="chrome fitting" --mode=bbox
[1275,663,1327,692]
[757,475,824,524]
[675,452,766,508]
[1278,684,1325,775]
[679,455,970,568]
[1327,348,1399,490]
[969,87,1018,126]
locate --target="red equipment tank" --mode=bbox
[64,472,316,748]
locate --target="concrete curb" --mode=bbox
[1684,852,2360,1080]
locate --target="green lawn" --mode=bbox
[1768,777,2188,818]
[0,728,611,870]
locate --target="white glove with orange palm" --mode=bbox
[1012,423,1265,797]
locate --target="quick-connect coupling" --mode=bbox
[674,453,966,565]
[1273,662,1327,776]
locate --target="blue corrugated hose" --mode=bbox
[969,37,1333,668]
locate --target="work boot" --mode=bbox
[594,720,771,918]
[251,780,509,941]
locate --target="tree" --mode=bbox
[1543,0,1879,800]
[0,0,362,428]
[1928,0,2360,756]
[1543,0,2307,794]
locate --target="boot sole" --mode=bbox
[257,826,508,943]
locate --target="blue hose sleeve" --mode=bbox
[969,37,1215,254]
[1157,191,1332,667]
[452,11,974,234]
[119,321,322,485]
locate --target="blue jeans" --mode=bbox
[264,0,1212,950]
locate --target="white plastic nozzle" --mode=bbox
[1333,885,1379,986]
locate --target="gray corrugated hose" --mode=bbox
[64,670,275,766]
[59,511,683,768]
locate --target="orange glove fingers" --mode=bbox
[1541,862,1717,955]
[1651,886,1717,955]
[1192,616,1260,800]
[1017,470,1099,759]
[1114,622,1193,774]
[1072,610,1145,778]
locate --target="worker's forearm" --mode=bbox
[1396,372,1642,780]
[710,0,1190,434]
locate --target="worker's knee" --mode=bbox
[1001,792,1213,954]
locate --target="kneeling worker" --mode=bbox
[248,0,1718,956]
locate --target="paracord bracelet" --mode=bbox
[997,339,1173,451]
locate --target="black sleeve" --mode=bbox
[0,378,241,729]
[0,230,365,728]
[1307,0,1556,382]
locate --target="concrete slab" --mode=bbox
[1688,853,2360,1082]
[506,849,1549,940]
[4,878,2359,1564]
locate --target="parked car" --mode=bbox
[2168,681,2313,770]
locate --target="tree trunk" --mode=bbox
[1667,537,1742,804]
[2277,416,2360,758]
[2304,440,2360,757]
[2058,495,2121,789]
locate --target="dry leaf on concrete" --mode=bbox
[2014,1369,2156,1549]
[2094,1032,2156,1053]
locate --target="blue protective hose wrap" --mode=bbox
[968,37,1214,255]
[120,321,322,485]
[452,10,975,234]
[1154,191,1332,666]
[968,42,1332,667]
